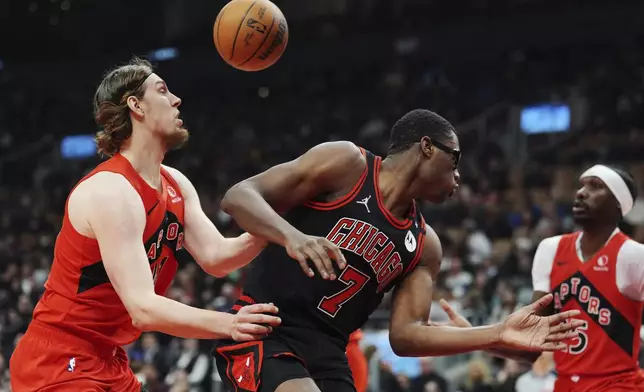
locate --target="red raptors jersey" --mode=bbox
[32,153,186,347]
[550,231,643,377]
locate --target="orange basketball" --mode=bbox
[213,0,289,72]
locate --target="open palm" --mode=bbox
[439,294,584,352]
[499,294,584,351]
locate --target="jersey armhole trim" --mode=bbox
[403,229,426,276]
[304,147,368,211]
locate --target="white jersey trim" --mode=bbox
[531,236,562,293]
[616,239,644,302]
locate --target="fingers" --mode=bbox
[547,310,582,326]
[544,330,578,343]
[527,293,554,312]
[290,236,347,279]
[303,243,335,280]
[548,318,584,333]
[320,238,347,271]
[439,299,457,318]
[241,303,279,315]
[538,342,568,352]
[237,323,273,335]
[242,313,282,327]
[292,250,315,278]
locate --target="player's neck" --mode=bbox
[119,130,166,191]
[378,157,415,219]
[579,224,618,259]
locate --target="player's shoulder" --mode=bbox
[531,235,564,272]
[161,164,184,179]
[67,172,145,234]
[536,235,564,252]
[305,141,366,165]
[418,224,441,275]
[423,224,439,246]
[161,164,189,187]
[71,171,139,205]
[617,237,644,261]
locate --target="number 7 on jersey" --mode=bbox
[318,265,370,318]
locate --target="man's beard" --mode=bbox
[164,127,190,151]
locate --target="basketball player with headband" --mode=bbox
[440,164,644,391]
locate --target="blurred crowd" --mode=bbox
[3,8,644,390]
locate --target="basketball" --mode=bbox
[213,0,289,72]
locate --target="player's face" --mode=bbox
[138,74,189,150]
[573,176,617,224]
[418,134,461,203]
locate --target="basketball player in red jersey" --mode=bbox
[440,164,644,391]
[9,58,282,391]
[214,109,584,392]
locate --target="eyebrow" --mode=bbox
[155,80,167,88]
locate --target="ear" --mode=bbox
[420,136,434,159]
[126,96,144,118]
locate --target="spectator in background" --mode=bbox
[165,339,212,392]
[139,364,170,392]
[409,358,449,392]
[495,359,524,392]
[514,353,556,392]
[458,358,494,392]
[169,371,191,392]
[129,333,173,381]
[487,283,521,325]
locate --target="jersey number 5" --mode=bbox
[567,320,589,355]
[318,265,370,318]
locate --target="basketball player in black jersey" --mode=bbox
[213,109,584,392]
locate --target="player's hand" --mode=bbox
[498,294,584,351]
[230,303,281,342]
[437,299,472,328]
[284,230,347,280]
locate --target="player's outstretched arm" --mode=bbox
[163,165,267,278]
[221,141,365,279]
[70,172,280,340]
[432,236,559,363]
[388,225,584,357]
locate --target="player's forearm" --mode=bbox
[201,233,267,277]
[221,183,300,246]
[485,348,540,364]
[131,294,233,339]
[390,323,504,357]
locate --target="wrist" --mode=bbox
[488,322,504,348]
[213,312,236,339]
[278,226,302,245]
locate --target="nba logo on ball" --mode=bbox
[214,0,289,72]
[594,255,609,272]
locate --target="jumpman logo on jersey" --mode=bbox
[357,195,371,213]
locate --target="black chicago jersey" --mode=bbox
[243,148,426,341]
[214,148,426,391]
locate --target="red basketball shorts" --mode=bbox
[10,321,141,392]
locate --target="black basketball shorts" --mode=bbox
[213,336,357,392]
